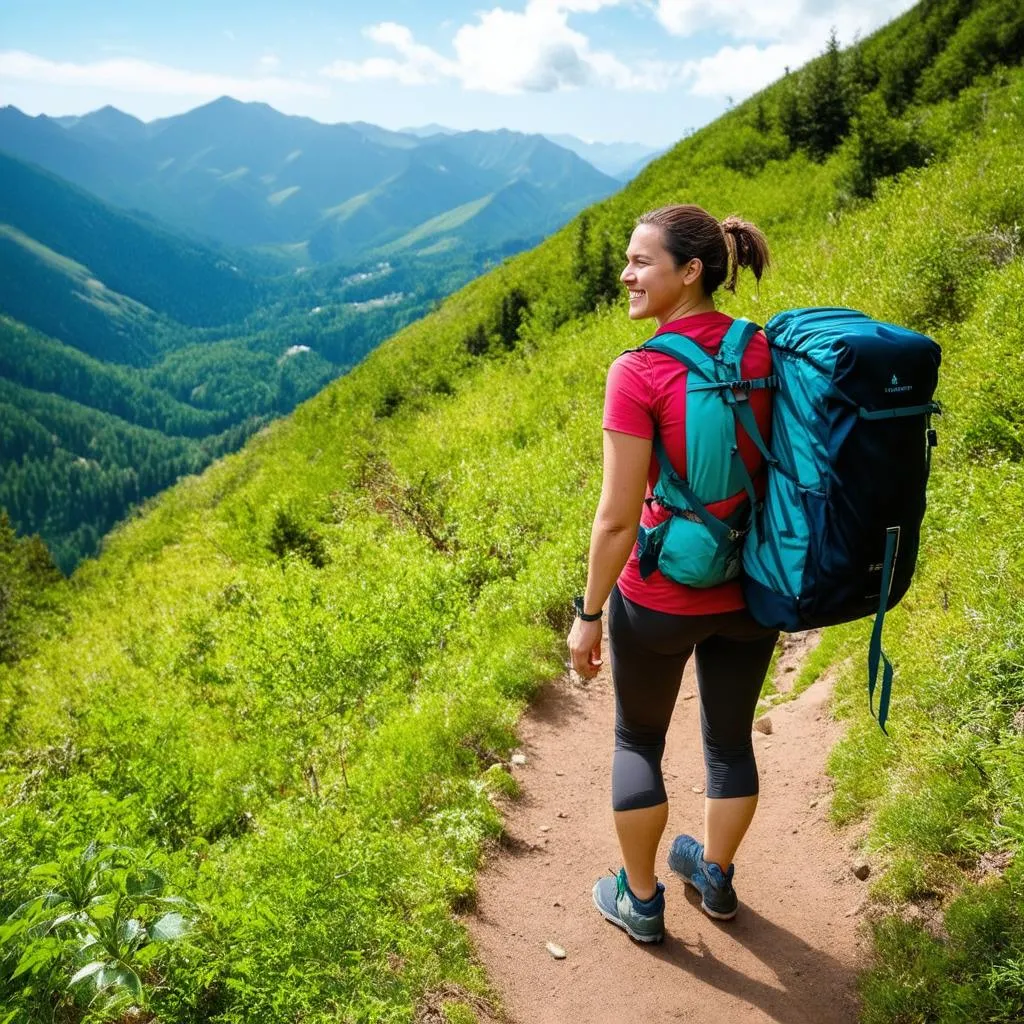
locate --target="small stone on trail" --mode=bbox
[511,754,528,766]
[554,899,562,907]
[784,665,796,673]
[691,785,705,794]
[683,693,695,701]
[791,828,799,834]
[557,811,569,818]
[546,942,567,960]
[809,798,819,809]
[852,859,871,881]
[555,770,565,776]
[764,743,773,749]
[753,717,774,736]
[539,825,551,833]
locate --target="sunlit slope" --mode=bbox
[2,11,1023,1024]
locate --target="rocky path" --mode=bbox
[464,630,870,1024]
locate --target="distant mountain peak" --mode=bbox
[399,123,460,138]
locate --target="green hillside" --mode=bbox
[0,150,259,332]
[0,157,517,571]
[2,2,1024,1022]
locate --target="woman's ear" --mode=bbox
[682,257,704,286]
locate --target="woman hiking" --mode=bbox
[567,203,778,944]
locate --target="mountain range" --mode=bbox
[0,98,625,263]
[400,123,662,178]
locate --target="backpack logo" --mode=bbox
[885,371,913,394]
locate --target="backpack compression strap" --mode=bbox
[656,320,778,468]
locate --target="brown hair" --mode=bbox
[636,204,770,294]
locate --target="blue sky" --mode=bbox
[0,1,919,146]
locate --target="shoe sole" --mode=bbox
[592,890,664,944]
[668,861,738,921]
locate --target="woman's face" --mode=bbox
[620,223,700,324]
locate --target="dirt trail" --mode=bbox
[465,629,870,1024]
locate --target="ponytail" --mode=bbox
[720,216,770,293]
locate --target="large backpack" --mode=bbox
[630,308,941,732]
[741,307,942,731]
[633,318,775,590]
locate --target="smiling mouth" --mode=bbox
[628,290,645,301]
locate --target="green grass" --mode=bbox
[379,194,493,254]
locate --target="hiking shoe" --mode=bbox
[592,868,665,943]
[667,834,738,921]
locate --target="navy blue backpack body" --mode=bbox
[741,307,942,730]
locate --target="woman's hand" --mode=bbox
[567,616,604,679]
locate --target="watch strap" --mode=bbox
[573,595,603,621]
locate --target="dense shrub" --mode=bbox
[843,91,930,199]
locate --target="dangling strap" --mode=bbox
[868,526,900,734]
[926,402,942,475]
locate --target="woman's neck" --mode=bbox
[656,294,717,327]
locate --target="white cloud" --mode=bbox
[658,0,919,99]
[322,1,678,95]
[0,50,327,102]
[684,42,818,98]
[656,0,804,40]
[259,53,281,71]
[656,0,917,43]
[319,0,916,101]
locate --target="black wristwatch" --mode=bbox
[573,595,603,622]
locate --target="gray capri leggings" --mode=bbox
[608,585,779,812]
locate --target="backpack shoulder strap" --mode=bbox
[717,317,761,368]
[639,332,717,381]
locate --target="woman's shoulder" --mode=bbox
[608,346,651,377]
[606,347,657,403]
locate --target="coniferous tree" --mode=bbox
[464,323,490,357]
[573,213,598,312]
[594,234,622,307]
[777,77,807,153]
[498,289,529,350]
[0,509,64,665]
[803,29,852,161]
[754,98,771,135]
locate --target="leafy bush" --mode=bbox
[267,506,329,567]
[843,91,930,199]
[0,844,196,1023]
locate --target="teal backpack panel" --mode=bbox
[633,319,775,590]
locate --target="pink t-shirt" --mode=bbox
[602,311,773,616]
